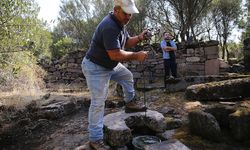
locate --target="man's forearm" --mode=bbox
[125,36,142,48]
[107,49,138,61]
[164,46,176,51]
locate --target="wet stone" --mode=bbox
[104,110,165,147]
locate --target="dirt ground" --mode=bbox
[0,83,250,150]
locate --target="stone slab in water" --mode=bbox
[144,140,190,150]
[104,110,165,147]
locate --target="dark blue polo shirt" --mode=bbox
[86,12,129,69]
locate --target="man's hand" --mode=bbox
[138,29,151,41]
[136,51,148,62]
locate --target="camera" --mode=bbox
[144,31,152,40]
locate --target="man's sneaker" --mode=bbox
[89,140,111,150]
[125,100,147,113]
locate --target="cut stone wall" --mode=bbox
[128,41,220,84]
[39,50,86,84]
[39,41,221,84]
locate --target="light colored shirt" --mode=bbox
[160,40,177,59]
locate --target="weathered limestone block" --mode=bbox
[188,110,222,142]
[195,47,205,56]
[229,109,250,140]
[145,140,190,150]
[186,63,204,71]
[205,59,219,75]
[204,46,219,55]
[104,110,165,147]
[187,48,195,55]
[186,57,201,63]
[185,77,250,101]
[206,54,219,60]
[176,58,186,64]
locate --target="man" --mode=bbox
[160,32,177,88]
[81,0,148,149]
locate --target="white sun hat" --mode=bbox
[114,0,139,14]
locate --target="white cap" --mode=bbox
[114,0,139,14]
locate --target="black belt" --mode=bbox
[85,55,100,66]
[85,55,117,69]
[85,55,93,62]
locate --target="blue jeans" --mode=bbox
[81,57,135,141]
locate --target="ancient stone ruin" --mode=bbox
[127,41,221,85]
[39,50,86,84]
[186,77,250,142]
[40,40,226,86]
[36,41,250,149]
[103,110,190,149]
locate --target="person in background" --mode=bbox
[160,32,177,88]
[80,0,149,149]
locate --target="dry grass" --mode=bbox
[0,89,45,109]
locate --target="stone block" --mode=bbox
[196,47,205,55]
[205,105,236,129]
[155,64,164,69]
[204,46,219,55]
[132,72,141,78]
[205,59,219,75]
[187,63,204,71]
[104,110,165,147]
[68,58,75,63]
[186,57,201,63]
[185,77,250,101]
[176,58,186,64]
[206,54,219,59]
[187,48,195,55]
[188,110,222,142]
[229,109,250,140]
